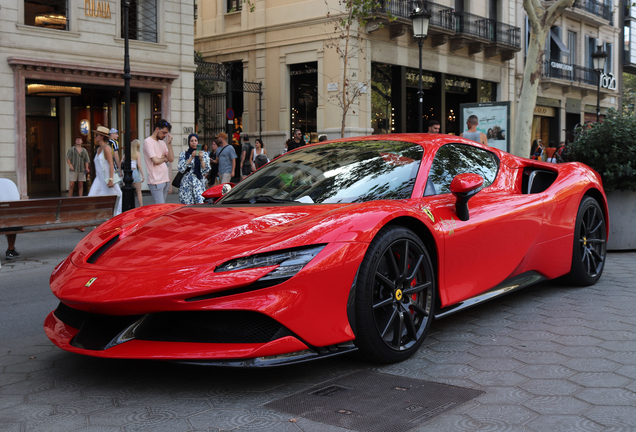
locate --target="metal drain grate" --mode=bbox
[265,371,484,432]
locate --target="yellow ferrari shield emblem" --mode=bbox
[85,277,97,287]
[422,207,435,223]
[395,289,403,301]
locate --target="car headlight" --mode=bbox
[215,245,326,281]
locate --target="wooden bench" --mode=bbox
[0,195,118,235]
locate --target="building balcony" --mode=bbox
[367,0,455,41]
[451,12,521,59]
[366,0,521,58]
[541,60,615,97]
[563,0,613,26]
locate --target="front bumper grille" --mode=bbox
[53,302,294,350]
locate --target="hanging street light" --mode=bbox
[410,4,431,133]
[591,45,607,123]
[121,0,135,211]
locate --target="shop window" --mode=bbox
[290,63,317,137]
[25,0,68,31]
[227,0,242,13]
[480,82,497,103]
[122,0,157,43]
[372,63,393,134]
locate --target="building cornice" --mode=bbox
[195,15,340,46]
[7,57,180,84]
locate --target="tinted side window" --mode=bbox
[426,144,499,195]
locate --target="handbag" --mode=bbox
[103,169,121,185]
[172,166,190,188]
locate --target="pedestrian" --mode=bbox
[213,133,237,184]
[177,133,210,204]
[240,133,255,180]
[545,141,558,163]
[427,120,440,133]
[555,141,566,163]
[460,115,488,146]
[288,129,305,151]
[531,139,544,160]
[318,134,328,142]
[254,138,268,161]
[87,125,122,216]
[108,128,121,175]
[143,119,174,204]
[0,178,21,261]
[207,140,219,185]
[66,136,90,197]
[122,139,145,206]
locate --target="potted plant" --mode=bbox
[567,109,636,250]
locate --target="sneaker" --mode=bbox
[6,249,20,260]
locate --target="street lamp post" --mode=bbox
[121,0,135,211]
[410,5,431,133]
[591,45,607,123]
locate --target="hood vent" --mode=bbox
[87,235,120,264]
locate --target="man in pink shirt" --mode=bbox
[143,119,174,204]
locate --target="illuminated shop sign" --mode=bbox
[405,70,436,88]
[600,72,617,90]
[550,61,573,71]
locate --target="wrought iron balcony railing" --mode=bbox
[543,60,598,86]
[372,0,455,33]
[369,1,521,49]
[454,11,492,41]
[573,0,613,24]
[489,20,521,48]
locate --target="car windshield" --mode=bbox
[218,140,423,204]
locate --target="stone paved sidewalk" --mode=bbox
[1,208,635,431]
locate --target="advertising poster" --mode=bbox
[459,102,510,152]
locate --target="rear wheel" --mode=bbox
[566,197,607,286]
[353,226,435,363]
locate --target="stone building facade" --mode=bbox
[1,0,195,198]
[195,0,522,155]
[195,0,620,157]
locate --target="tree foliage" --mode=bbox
[568,109,636,192]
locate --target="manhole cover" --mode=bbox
[265,371,484,432]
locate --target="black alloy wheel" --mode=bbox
[567,196,607,286]
[354,226,435,363]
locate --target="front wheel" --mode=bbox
[353,226,435,363]
[566,196,607,286]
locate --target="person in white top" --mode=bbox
[0,178,21,260]
[87,125,122,216]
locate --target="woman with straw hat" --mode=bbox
[87,125,122,216]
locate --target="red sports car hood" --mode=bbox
[71,202,394,271]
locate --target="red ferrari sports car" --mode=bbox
[45,134,608,366]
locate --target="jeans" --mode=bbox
[148,182,169,204]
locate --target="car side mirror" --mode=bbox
[450,173,484,221]
[202,183,234,200]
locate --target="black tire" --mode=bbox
[566,196,607,286]
[353,226,435,363]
